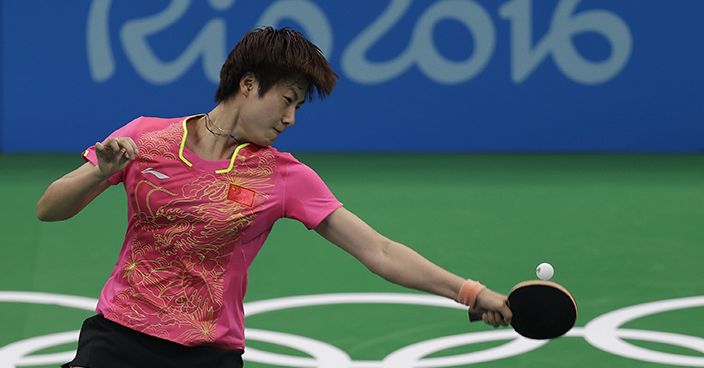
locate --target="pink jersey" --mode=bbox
[82,116,342,350]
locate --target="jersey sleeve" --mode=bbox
[81,117,144,185]
[282,159,342,229]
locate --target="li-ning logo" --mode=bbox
[141,168,170,179]
[86,0,632,86]
[1,291,703,367]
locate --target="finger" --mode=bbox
[117,138,136,159]
[496,313,509,326]
[95,141,113,161]
[125,137,139,158]
[483,312,498,327]
[103,143,123,163]
[492,311,506,327]
[108,138,121,154]
[491,311,502,327]
[99,139,112,154]
[501,304,513,325]
[110,139,129,161]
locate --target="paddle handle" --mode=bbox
[468,310,484,322]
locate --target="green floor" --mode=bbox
[1,153,703,367]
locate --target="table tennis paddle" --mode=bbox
[469,280,577,339]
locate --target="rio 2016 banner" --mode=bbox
[1,0,702,152]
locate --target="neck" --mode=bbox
[205,113,239,144]
[208,100,239,130]
[188,101,244,160]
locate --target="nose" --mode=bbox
[282,106,296,127]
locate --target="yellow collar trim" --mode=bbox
[179,119,194,167]
[179,116,250,174]
[215,143,250,174]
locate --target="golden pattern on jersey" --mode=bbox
[104,123,275,345]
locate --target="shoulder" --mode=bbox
[113,115,190,140]
[126,115,186,131]
[247,145,304,166]
[272,149,316,176]
[243,146,323,180]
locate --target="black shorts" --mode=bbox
[62,314,244,368]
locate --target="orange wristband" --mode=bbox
[456,279,486,309]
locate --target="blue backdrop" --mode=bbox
[1,0,702,152]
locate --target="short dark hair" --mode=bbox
[215,26,338,102]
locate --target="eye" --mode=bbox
[283,96,292,105]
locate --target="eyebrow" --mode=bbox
[288,86,305,105]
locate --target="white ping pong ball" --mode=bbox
[536,262,554,280]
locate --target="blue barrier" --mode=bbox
[1,0,702,152]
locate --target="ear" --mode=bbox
[240,73,256,97]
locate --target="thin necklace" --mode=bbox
[204,113,239,144]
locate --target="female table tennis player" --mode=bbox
[36,26,512,368]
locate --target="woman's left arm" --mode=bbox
[315,207,465,299]
[315,207,511,326]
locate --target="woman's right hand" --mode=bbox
[473,288,513,327]
[95,137,139,179]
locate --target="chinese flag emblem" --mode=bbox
[227,184,255,207]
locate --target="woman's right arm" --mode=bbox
[36,137,138,221]
[36,163,112,221]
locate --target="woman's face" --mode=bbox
[237,78,307,147]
